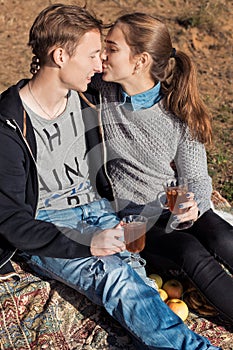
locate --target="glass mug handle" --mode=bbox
[157,191,169,209]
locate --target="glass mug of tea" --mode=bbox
[157,177,194,230]
[122,215,147,268]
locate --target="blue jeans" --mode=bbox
[25,199,219,350]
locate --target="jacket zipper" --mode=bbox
[9,118,40,214]
[12,119,37,164]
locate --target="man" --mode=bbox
[0,4,219,349]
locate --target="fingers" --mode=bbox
[178,192,194,209]
[114,222,124,231]
[175,196,199,222]
[186,192,194,200]
[90,227,126,256]
[188,202,199,222]
[178,201,192,210]
[175,208,199,223]
[114,227,124,239]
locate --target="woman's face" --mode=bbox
[101,25,138,85]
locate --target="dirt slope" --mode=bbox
[0,0,232,204]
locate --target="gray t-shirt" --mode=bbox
[23,90,99,210]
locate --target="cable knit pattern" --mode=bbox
[92,75,212,217]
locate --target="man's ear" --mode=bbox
[51,47,67,68]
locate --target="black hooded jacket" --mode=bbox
[0,79,113,277]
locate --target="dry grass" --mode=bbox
[0,0,232,205]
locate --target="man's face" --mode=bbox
[61,29,102,92]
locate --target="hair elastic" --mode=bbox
[170,47,176,58]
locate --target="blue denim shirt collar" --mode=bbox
[120,82,162,110]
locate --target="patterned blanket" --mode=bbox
[0,261,232,350]
[0,261,135,350]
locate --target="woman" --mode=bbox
[91,12,233,323]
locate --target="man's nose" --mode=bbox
[94,56,103,73]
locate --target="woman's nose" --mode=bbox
[101,50,107,61]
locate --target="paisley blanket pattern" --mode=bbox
[0,262,134,350]
[0,261,232,349]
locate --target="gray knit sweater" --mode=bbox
[93,75,212,217]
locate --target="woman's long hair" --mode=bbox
[113,13,212,144]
